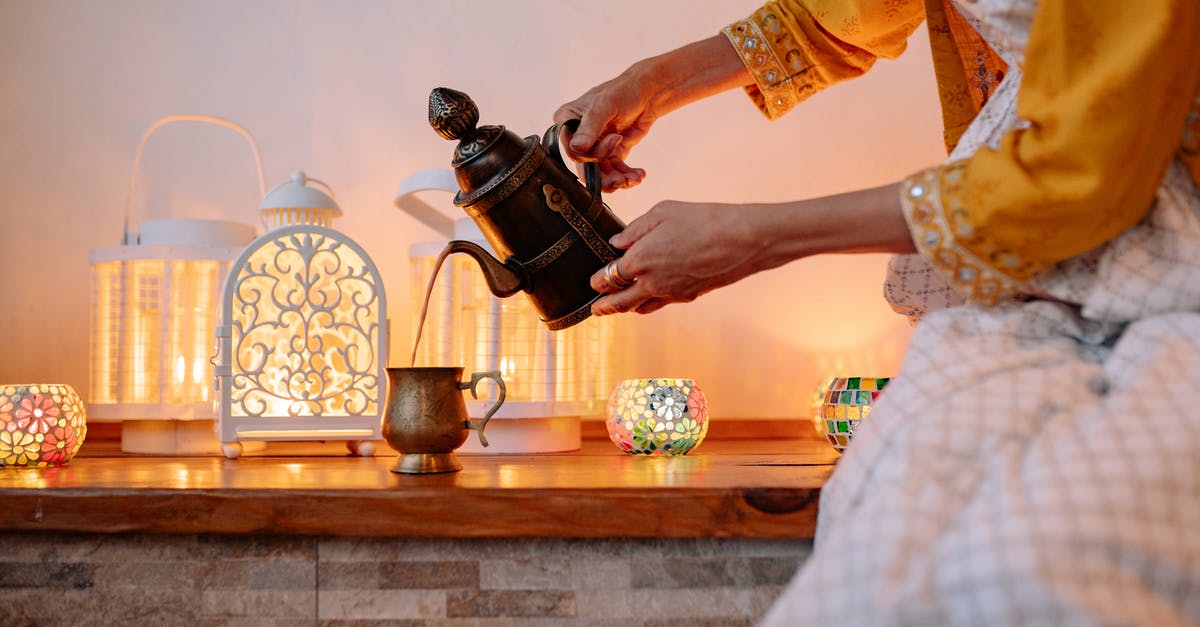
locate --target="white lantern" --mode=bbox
[215,172,387,458]
[397,170,615,453]
[88,115,264,454]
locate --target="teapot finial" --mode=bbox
[429,88,479,141]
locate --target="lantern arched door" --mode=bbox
[216,223,387,458]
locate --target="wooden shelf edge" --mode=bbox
[0,487,820,539]
[81,419,821,444]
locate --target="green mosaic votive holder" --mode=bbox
[815,376,889,454]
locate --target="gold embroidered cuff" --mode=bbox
[722,8,816,120]
[900,164,1025,305]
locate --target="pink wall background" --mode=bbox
[0,0,946,419]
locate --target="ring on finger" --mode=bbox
[603,260,635,290]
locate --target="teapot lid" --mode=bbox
[428,88,500,165]
[428,88,538,208]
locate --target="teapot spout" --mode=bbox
[447,240,527,298]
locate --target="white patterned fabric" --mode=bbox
[882,253,965,321]
[765,0,1200,624]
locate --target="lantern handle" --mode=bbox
[393,168,459,238]
[122,114,266,244]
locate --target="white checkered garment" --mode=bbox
[763,1,1200,625]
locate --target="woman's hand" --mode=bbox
[553,34,754,193]
[589,183,917,315]
[553,76,653,192]
[589,200,764,314]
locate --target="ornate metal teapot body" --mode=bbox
[428,88,625,330]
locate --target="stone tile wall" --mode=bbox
[0,533,811,626]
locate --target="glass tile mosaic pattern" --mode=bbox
[0,384,87,467]
[606,378,709,455]
[816,377,889,453]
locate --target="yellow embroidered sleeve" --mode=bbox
[723,0,925,120]
[903,1,1200,304]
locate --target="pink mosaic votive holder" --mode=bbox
[606,378,709,455]
[815,376,889,453]
[1,384,88,467]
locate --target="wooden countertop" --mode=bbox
[0,430,837,539]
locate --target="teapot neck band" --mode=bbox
[455,136,543,214]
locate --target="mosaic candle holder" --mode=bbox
[0,384,88,467]
[810,378,833,437]
[606,379,708,455]
[816,377,889,453]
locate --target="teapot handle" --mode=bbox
[542,119,603,202]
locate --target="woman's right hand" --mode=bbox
[553,34,752,193]
[553,72,654,192]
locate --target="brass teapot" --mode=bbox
[428,87,625,330]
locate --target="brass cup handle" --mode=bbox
[460,370,505,448]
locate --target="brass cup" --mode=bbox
[382,367,505,474]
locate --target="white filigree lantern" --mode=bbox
[215,172,387,458]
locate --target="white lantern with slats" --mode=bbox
[88,115,264,455]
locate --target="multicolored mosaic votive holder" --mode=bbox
[0,384,88,467]
[606,378,709,455]
[816,377,889,454]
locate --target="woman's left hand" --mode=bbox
[589,200,764,315]
[588,183,916,315]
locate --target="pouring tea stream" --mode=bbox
[390,88,625,472]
